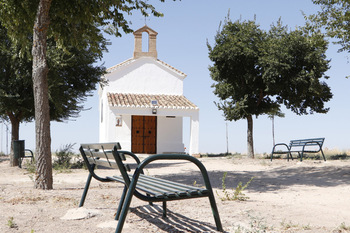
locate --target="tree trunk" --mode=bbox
[8,114,20,167]
[247,115,254,158]
[32,0,53,190]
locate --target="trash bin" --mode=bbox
[13,140,25,167]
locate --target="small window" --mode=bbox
[142,31,149,52]
[151,100,158,106]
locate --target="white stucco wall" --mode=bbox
[104,57,184,95]
[157,116,184,153]
[113,114,132,151]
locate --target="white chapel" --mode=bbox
[99,25,199,155]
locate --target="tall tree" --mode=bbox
[0,0,169,189]
[208,18,332,158]
[0,23,105,167]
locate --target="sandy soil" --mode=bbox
[1,155,350,233]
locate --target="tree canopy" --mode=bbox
[308,0,350,53]
[208,18,332,158]
[0,23,105,166]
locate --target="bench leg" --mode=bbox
[79,164,96,207]
[208,192,223,232]
[270,150,274,161]
[18,157,23,168]
[79,169,94,207]
[147,193,153,206]
[162,201,167,218]
[321,149,326,161]
[115,186,127,220]
[115,180,137,233]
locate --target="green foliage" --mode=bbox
[232,213,268,233]
[208,17,332,121]
[0,0,172,56]
[200,152,236,157]
[328,153,349,160]
[7,217,17,229]
[339,222,350,231]
[46,39,106,121]
[217,172,254,201]
[53,143,75,170]
[280,219,299,230]
[0,23,34,124]
[24,159,36,174]
[308,0,350,53]
[53,143,85,171]
[0,23,106,124]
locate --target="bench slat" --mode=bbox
[139,174,204,191]
[109,174,208,198]
[88,158,119,169]
[136,178,205,197]
[81,143,121,150]
[83,150,115,160]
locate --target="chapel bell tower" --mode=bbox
[133,25,158,59]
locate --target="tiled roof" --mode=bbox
[106,58,135,73]
[107,93,198,110]
[156,59,186,77]
[106,58,186,77]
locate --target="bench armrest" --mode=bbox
[302,141,322,152]
[271,143,291,161]
[118,150,142,165]
[272,143,290,152]
[130,154,214,192]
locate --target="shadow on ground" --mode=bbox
[130,204,222,232]
[149,163,350,192]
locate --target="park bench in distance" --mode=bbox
[13,140,34,168]
[79,143,223,233]
[271,138,326,162]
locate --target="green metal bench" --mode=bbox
[13,140,34,168]
[271,138,326,162]
[79,143,223,233]
[20,149,34,168]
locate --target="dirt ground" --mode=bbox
[1,155,350,233]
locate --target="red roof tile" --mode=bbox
[107,93,198,110]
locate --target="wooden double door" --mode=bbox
[132,116,157,154]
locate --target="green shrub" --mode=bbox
[53,143,85,171]
[217,172,254,201]
[53,143,75,170]
[7,217,18,229]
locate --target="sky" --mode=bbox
[1,0,350,155]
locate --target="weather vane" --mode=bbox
[142,0,150,25]
[144,15,150,25]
